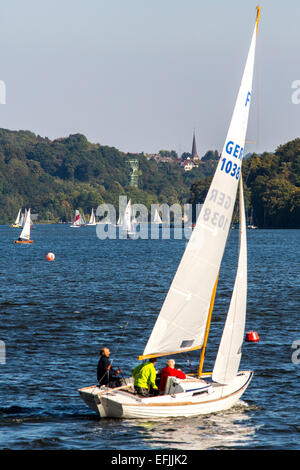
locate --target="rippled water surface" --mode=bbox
[0,225,299,450]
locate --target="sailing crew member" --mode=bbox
[131,357,158,396]
[159,359,186,393]
[97,347,122,388]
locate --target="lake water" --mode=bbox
[0,225,299,451]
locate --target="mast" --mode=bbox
[256,5,260,35]
[198,274,219,377]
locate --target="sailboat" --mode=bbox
[70,209,86,228]
[11,209,22,227]
[116,214,123,227]
[120,199,136,237]
[13,208,34,244]
[78,6,260,418]
[87,208,97,226]
[153,208,162,225]
[247,207,257,229]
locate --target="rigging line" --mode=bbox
[182,352,194,373]
[111,236,165,360]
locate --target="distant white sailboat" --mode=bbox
[13,208,33,244]
[153,208,162,225]
[247,207,257,229]
[120,199,136,237]
[11,208,22,227]
[87,208,97,226]
[70,209,86,228]
[79,6,261,418]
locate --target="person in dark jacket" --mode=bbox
[97,347,122,388]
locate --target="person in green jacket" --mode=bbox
[131,357,158,396]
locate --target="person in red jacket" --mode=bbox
[159,359,186,393]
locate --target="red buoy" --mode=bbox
[245,331,259,342]
[46,252,55,261]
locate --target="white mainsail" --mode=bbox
[141,11,259,359]
[212,176,247,384]
[121,199,134,234]
[19,208,31,240]
[20,212,24,226]
[14,209,21,226]
[88,208,96,225]
[153,209,162,224]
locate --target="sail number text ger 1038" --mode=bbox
[220,140,244,180]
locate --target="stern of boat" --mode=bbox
[78,385,108,417]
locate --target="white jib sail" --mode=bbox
[141,11,259,359]
[212,176,247,385]
[19,208,31,240]
[121,199,133,233]
[79,211,86,225]
[14,209,21,225]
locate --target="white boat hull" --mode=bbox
[78,371,253,419]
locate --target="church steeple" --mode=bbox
[191,131,199,161]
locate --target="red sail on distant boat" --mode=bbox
[70,209,86,228]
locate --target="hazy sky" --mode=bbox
[0,0,299,156]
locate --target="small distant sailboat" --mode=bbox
[79,6,261,418]
[247,207,257,229]
[11,209,22,227]
[120,199,136,237]
[13,208,34,244]
[116,215,122,227]
[70,209,86,228]
[153,208,162,225]
[87,208,97,226]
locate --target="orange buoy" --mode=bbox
[245,331,259,342]
[46,252,55,261]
